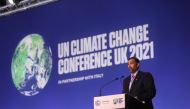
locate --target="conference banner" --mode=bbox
[0,0,190,109]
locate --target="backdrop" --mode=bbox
[0,0,190,109]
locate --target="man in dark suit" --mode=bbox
[123,57,156,109]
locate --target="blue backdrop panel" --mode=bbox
[0,0,190,109]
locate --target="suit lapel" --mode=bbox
[126,77,131,93]
[129,71,140,93]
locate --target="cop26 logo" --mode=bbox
[113,98,124,104]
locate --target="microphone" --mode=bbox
[99,76,125,96]
[120,75,125,79]
[119,75,125,93]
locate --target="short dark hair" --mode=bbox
[128,57,140,63]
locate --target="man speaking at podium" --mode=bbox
[123,57,156,109]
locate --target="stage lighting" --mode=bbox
[7,0,15,4]
[7,0,24,5]
[0,0,58,17]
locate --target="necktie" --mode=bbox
[132,75,135,81]
[129,75,135,91]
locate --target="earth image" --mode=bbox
[11,34,52,96]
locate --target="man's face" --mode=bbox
[128,59,139,73]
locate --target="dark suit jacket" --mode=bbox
[123,71,156,109]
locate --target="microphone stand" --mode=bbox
[99,77,119,96]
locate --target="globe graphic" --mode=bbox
[11,34,52,96]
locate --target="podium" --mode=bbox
[94,94,143,109]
